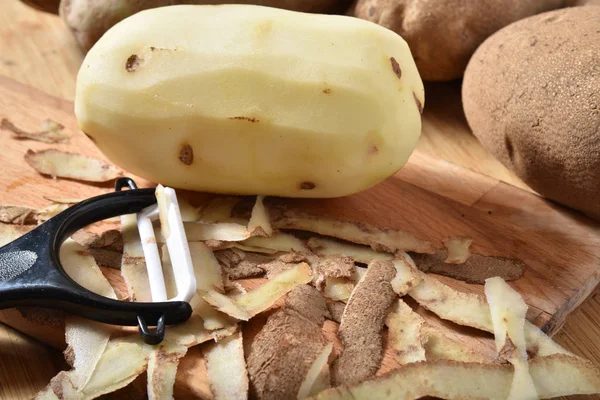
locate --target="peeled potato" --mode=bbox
[75,5,424,198]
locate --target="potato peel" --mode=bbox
[33,239,127,398]
[248,307,328,400]
[409,270,494,332]
[321,264,371,303]
[247,286,328,400]
[199,196,242,223]
[71,229,122,251]
[204,240,278,254]
[35,383,66,400]
[147,343,188,400]
[37,336,153,400]
[214,248,275,280]
[59,240,117,391]
[332,260,397,385]
[155,184,171,239]
[0,205,36,224]
[484,277,528,357]
[24,149,122,182]
[509,358,537,400]
[187,241,224,291]
[206,263,313,320]
[234,244,278,254]
[192,298,233,331]
[411,251,524,283]
[386,300,426,365]
[177,196,200,222]
[163,242,232,330]
[81,336,152,399]
[71,229,123,269]
[189,242,230,329]
[316,255,355,280]
[179,196,275,242]
[43,196,83,204]
[390,255,422,296]
[89,249,121,270]
[271,208,434,254]
[307,236,393,264]
[126,307,236,400]
[0,222,32,246]
[37,371,81,400]
[181,221,251,242]
[64,318,113,390]
[35,203,70,223]
[22,197,597,400]
[326,302,345,324]
[408,264,569,356]
[485,277,537,399]
[421,324,490,364]
[248,195,273,237]
[311,355,600,400]
[120,214,152,301]
[285,285,330,326]
[524,323,571,357]
[0,203,73,225]
[203,330,249,400]
[261,259,305,280]
[203,290,251,321]
[164,316,236,348]
[315,255,355,290]
[1,117,69,143]
[242,232,310,253]
[61,323,236,400]
[298,342,333,400]
[235,262,313,313]
[322,277,354,302]
[443,237,473,264]
[60,239,117,299]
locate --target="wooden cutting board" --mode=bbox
[1,75,600,398]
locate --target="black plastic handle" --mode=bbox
[0,178,192,344]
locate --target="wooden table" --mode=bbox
[0,2,599,399]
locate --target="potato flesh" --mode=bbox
[75,5,424,197]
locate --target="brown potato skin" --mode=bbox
[60,0,347,52]
[353,0,564,81]
[565,0,600,4]
[463,7,600,218]
[19,0,60,14]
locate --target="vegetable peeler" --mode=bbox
[0,178,196,345]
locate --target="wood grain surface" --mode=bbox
[0,2,599,400]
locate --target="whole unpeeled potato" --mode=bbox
[463,7,600,218]
[60,0,347,52]
[353,0,565,81]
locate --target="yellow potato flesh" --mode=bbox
[76,5,424,197]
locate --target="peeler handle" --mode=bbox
[0,178,192,344]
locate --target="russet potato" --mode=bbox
[353,0,565,81]
[463,7,600,218]
[75,5,424,197]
